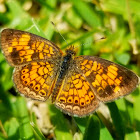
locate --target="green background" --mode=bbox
[0,0,140,140]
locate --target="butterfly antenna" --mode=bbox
[51,21,69,45]
[74,42,91,49]
[74,37,106,49]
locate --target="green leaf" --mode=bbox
[83,115,100,140]
[125,131,137,140]
[133,87,140,131]
[49,105,73,140]
[114,52,130,65]
[71,0,101,28]
[74,117,89,134]
[100,120,113,140]
[4,118,19,139]
[15,97,35,140]
[31,122,46,140]
[107,102,125,140]
[65,8,83,29]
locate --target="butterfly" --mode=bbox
[1,29,139,117]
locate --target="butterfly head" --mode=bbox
[65,45,76,56]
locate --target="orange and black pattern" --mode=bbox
[1,29,62,66]
[1,29,139,117]
[76,56,139,102]
[55,70,99,116]
[13,61,58,101]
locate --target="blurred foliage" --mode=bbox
[0,0,140,140]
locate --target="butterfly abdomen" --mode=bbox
[51,53,73,102]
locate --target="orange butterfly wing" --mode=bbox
[75,56,139,102]
[1,29,63,66]
[55,69,99,117]
[13,61,59,101]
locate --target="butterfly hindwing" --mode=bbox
[55,67,99,117]
[13,61,59,101]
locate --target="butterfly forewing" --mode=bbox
[75,56,139,102]
[1,29,63,66]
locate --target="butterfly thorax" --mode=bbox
[59,48,75,77]
[51,47,76,102]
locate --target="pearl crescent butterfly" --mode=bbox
[1,29,139,117]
